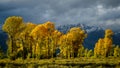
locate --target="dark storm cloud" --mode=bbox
[0,0,120,31]
[98,7,120,21]
[100,0,120,8]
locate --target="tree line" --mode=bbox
[1,16,120,60]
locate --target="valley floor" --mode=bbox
[0,57,120,68]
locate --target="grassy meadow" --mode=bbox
[0,57,120,68]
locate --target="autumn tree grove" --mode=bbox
[2,16,120,59]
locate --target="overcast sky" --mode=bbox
[0,0,120,31]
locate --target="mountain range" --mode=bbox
[0,23,120,52]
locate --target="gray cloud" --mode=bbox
[97,6,120,20]
[0,0,120,31]
[100,0,120,8]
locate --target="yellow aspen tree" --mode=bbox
[66,33,74,59]
[51,30,62,58]
[15,22,37,59]
[35,43,40,59]
[59,35,68,58]
[114,46,119,57]
[94,39,104,57]
[77,45,84,57]
[43,21,55,32]
[32,44,36,58]
[60,27,87,58]
[87,49,93,57]
[94,43,97,57]
[94,29,113,57]
[43,21,55,58]
[68,27,87,57]
[30,21,55,58]
[2,16,24,59]
[103,29,113,57]
[84,48,88,57]
[98,39,104,56]
[30,24,48,58]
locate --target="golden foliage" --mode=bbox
[2,16,23,35]
[3,16,118,59]
[114,46,120,57]
[59,27,87,58]
[43,21,55,32]
[94,29,113,57]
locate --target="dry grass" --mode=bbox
[0,57,119,68]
